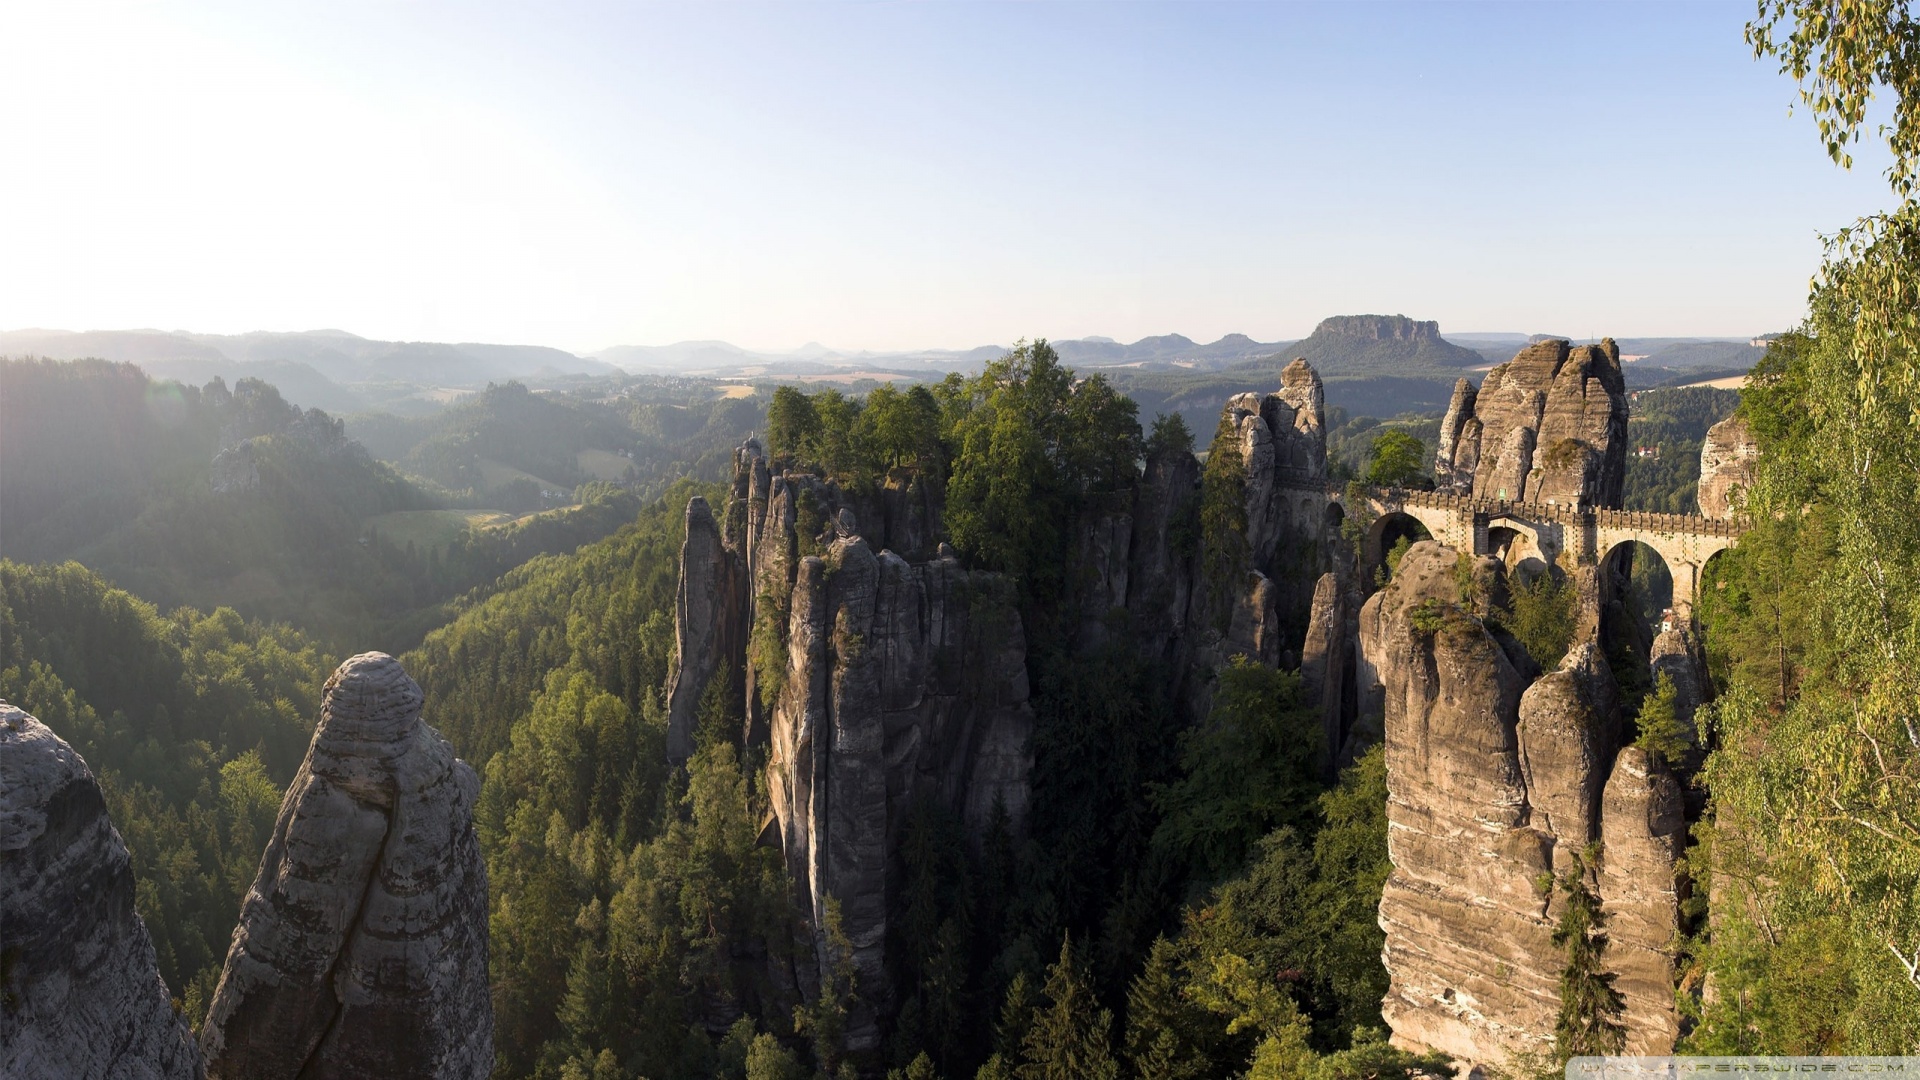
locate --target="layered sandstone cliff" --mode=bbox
[1697,414,1758,520]
[673,386,1339,1045]
[1,703,205,1080]
[1209,358,1337,662]
[1434,339,1628,508]
[1367,542,1684,1064]
[672,442,1034,1051]
[199,653,492,1080]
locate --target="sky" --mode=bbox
[0,1,1899,354]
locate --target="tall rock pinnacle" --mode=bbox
[1366,542,1684,1064]
[1433,339,1628,508]
[198,652,492,1080]
[1,703,204,1080]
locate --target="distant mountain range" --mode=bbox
[593,334,1288,375]
[2,318,1769,418]
[0,328,619,417]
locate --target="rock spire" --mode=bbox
[198,652,492,1080]
[1365,542,1685,1065]
[0,703,205,1080]
[1433,339,1628,508]
[674,443,1033,1052]
[1697,414,1758,520]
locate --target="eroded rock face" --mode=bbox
[1434,339,1628,508]
[0,704,204,1080]
[1300,571,1351,778]
[1205,361,1335,665]
[687,443,1034,1052]
[1367,542,1682,1065]
[1269,357,1328,483]
[667,496,747,763]
[1649,626,1708,770]
[1697,414,1758,520]
[199,653,491,1080]
[1598,747,1686,1054]
[1125,441,1201,665]
[1366,544,1555,1063]
[1516,643,1621,879]
[209,440,261,495]
[1434,379,1478,495]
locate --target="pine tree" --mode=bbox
[1123,937,1209,1080]
[744,1032,805,1080]
[795,898,860,1077]
[1019,934,1120,1080]
[888,1052,941,1080]
[1631,674,1690,766]
[994,970,1037,1062]
[1552,848,1625,1062]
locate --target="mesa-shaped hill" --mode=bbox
[1247,314,1485,376]
[1102,315,1487,436]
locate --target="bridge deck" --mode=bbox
[1277,479,1744,539]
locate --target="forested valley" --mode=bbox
[6,4,1920,1077]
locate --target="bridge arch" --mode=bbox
[1599,539,1675,641]
[1590,511,1739,616]
[1364,512,1433,583]
[1487,522,1552,585]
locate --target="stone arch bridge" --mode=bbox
[1285,481,1746,613]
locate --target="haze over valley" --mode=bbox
[4,3,1918,1079]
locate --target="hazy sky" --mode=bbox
[0,1,1897,353]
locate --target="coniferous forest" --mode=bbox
[5,4,1920,1079]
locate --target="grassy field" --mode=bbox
[576,448,636,482]
[474,457,555,490]
[364,507,575,554]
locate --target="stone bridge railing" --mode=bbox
[1590,506,1742,538]
[1278,477,1743,538]
[1275,478,1746,609]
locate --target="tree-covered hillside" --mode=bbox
[0,359,436,644]
[0,360,691,652]
[0,560,334,1016]
[1620,387,1740,514]
[1673,2,1920,1053]
[379,345,1439,1080]
[347,376,767,508]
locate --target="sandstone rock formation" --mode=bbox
[1598,746,1686,1054]
[1,703,205,1080]
[679,442,1034,1052]
[1313,313,1448,343]
[1367,542,1683,1065]
[666,495,746,762]
[199,653,492,1080]
[1434,379,1478,495]
[1300,570,1360,779]
[209,440,261,495]
[1209,359,1336,661]
[1697,414,1758,520]
[1125,440,1201,666]
[679,398,1335,1045]
[1515,642,1620,880]
[1649,625,1708,770]
[1366,544,1555,1062]
[1433,339,1628,508]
